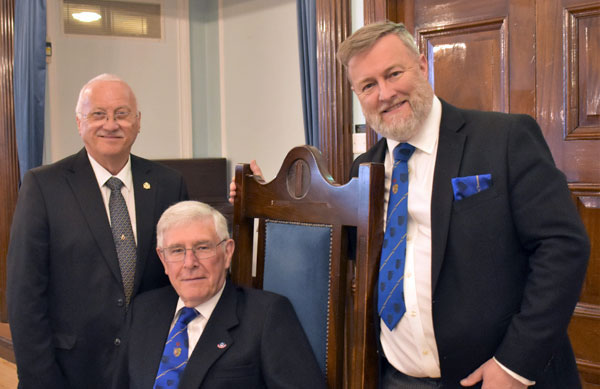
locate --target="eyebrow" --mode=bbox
[90,105,132,112]
[355,65,404,85]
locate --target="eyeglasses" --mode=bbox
[161,239,228,263]
[80,109,139,123]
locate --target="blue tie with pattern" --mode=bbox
[378,143,415,330]
[105,177,137,306]
[154,307,199,389]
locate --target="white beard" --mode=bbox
[365,80,434,142]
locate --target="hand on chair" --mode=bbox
[229,160,264,204]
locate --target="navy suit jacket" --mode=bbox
[116,280,326,389]
[351,100,590,388]
[7,148,188,389]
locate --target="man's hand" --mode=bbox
[461,359,528,389]
[229,160,264,204]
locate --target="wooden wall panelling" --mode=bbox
[418,19,508,113]
[0,0,18,324]
[537,0,600,183]
[316,0,353,184]
[569,184,600,387]
[565,5,600,140]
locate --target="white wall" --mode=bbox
[219,0,305,181]
[44,0,191,163]
[44,0,305,184]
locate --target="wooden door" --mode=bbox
[365,0,600,386]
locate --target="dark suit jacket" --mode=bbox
[116,280,326,389]
[7,148,188,389]
[351,100,590,388]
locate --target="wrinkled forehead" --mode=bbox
[162,217,218,244]
[347,34,421,84]
[81,80,138,110]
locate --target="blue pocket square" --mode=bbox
[451,174,492,201]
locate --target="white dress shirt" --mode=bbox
[88,154,138,243]
[379,96,442,378]
[171,282,225,358]
[378,96,534,386]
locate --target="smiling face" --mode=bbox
[348,33,433,142]
[76,80,141,174]
[157,217,234,307]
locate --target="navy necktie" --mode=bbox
[378,143,415,330]
[105,177,137,306]
[154,307,199,388]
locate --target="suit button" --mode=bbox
[117,298,124,307]
[114,338,121,346]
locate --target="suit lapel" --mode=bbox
[431,100,466,293]
[131,155,158,296]
[180,281,239,389]
[65,149,122,284]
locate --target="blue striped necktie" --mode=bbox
[154,307,199,388]
[378,143,415,330]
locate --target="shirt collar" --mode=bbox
[386,95,442,156]
[175,280,226,322]
[88,153,133,191]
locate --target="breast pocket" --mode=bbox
[452,186,499,213]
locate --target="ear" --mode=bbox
[136,111,141,133]
[223,239,235,270]
[418,53,429,80]
[156,247,168,274]
[76,115,83,135]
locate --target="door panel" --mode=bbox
[419,20,507,112]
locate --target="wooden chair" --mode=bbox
[231,145,384,388]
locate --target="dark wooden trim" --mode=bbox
[316,0,353,183]
[0,0,19,323]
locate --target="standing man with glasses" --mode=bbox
[114,201,326,389]
[7,73,188,389]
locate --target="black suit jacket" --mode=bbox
[116,280,326,389]
[7,148,188,389]
[351,100,590,388]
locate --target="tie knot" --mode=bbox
[105,177,124,191]
[393,143,415,162]
[177,307,198,326]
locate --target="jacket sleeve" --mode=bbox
[7,171,68,389]
[494,115,590,380]
[260,296,327,388]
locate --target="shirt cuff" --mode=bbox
[493,357,535,386]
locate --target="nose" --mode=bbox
[182,249,200,268]
[101,115,120,130]
[378,80,396,102]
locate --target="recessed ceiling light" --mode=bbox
[72,11,101,23]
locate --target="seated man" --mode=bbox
[115,201,326,389]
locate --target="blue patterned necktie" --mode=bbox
[378,143,415,330]
[105,177,137,306]
[154,307,199,389]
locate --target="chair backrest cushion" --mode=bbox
[262,220,332,373]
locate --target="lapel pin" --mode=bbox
[217,342,227,349]
[143,182,151,190]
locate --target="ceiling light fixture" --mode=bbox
[72,11,102,23]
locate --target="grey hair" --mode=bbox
[156,201,230,248]
[337,21,419,68]
[75,73,138,116]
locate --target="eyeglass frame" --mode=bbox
[159,239,229,263]
[77,109,140,123]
